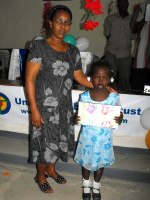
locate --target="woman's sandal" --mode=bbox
[92,181,101,200]
[82,179,92,200]
[45,173,66,184]
[34,176,53,193]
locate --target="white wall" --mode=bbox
[0,0,144,57]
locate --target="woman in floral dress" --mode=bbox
[25,5,93,193]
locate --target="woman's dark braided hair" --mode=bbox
[48,5,72,21]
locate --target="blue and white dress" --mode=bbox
[74,90,121,171]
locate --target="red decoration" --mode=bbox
[85,0,104,15]
[84,20,99,31]
[83,0,104,31]
[41,1,52,35]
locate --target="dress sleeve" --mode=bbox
[116,94,121,107]
[78,92,88,103]
[27,40,42,64]
[79,93,83,102]
[74,48,82,71]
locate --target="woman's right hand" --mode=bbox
[31,109,44,128]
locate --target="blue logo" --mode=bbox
[0,93,11,115]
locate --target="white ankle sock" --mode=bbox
[93,188,99,194]
[84,187,91,193]
[82,179,91,193]
[93,181,101,193]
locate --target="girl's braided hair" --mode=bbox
[88,61,113,78]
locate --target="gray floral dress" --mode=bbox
[27,40,82,164]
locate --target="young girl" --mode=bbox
[74,61,123,200]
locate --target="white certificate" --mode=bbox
[78,102,121,129]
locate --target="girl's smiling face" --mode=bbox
[91,67,111,89]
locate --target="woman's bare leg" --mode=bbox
[46,163,66,184]
[36,163,53,193]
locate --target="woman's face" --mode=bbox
[49,10,72,40]
[91,68,111,89]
